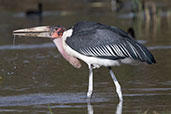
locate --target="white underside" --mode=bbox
[62,29,136,68]
[65,44,135,68]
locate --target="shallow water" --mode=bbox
[0,0,171,114]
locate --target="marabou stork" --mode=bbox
[13,21,156,101]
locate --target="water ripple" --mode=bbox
[0,93,109,107]
[0,43,54,50]
[148,45,171,50]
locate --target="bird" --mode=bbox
[13,21,156,101]
[26,3,43,23]
[26,3,42,16]
[127,27,135,39]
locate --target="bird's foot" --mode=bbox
[87,91,93,102]
[87,91,92,97]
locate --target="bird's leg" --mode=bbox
[108,67,123,101]
[87,64,93,100]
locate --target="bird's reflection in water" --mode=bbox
[87,102,94,114]
[87,101,123,114]
[116,101,123,114]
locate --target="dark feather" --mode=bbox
[66,21,156,64]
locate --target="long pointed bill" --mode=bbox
[13,26,51,38]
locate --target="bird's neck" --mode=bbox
[53,38,64,54]
[53,38,81,68]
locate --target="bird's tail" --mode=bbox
[130,41,156,64]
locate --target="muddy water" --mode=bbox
[0,0,171,114]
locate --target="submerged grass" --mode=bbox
[48,104,53,114]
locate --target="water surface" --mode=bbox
[0,0,171,113]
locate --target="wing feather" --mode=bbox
[66,21,156,64]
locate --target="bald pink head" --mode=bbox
[50,26,66,39]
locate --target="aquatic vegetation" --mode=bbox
[48,104,53,114]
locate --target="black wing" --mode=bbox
[66,21,156,64]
